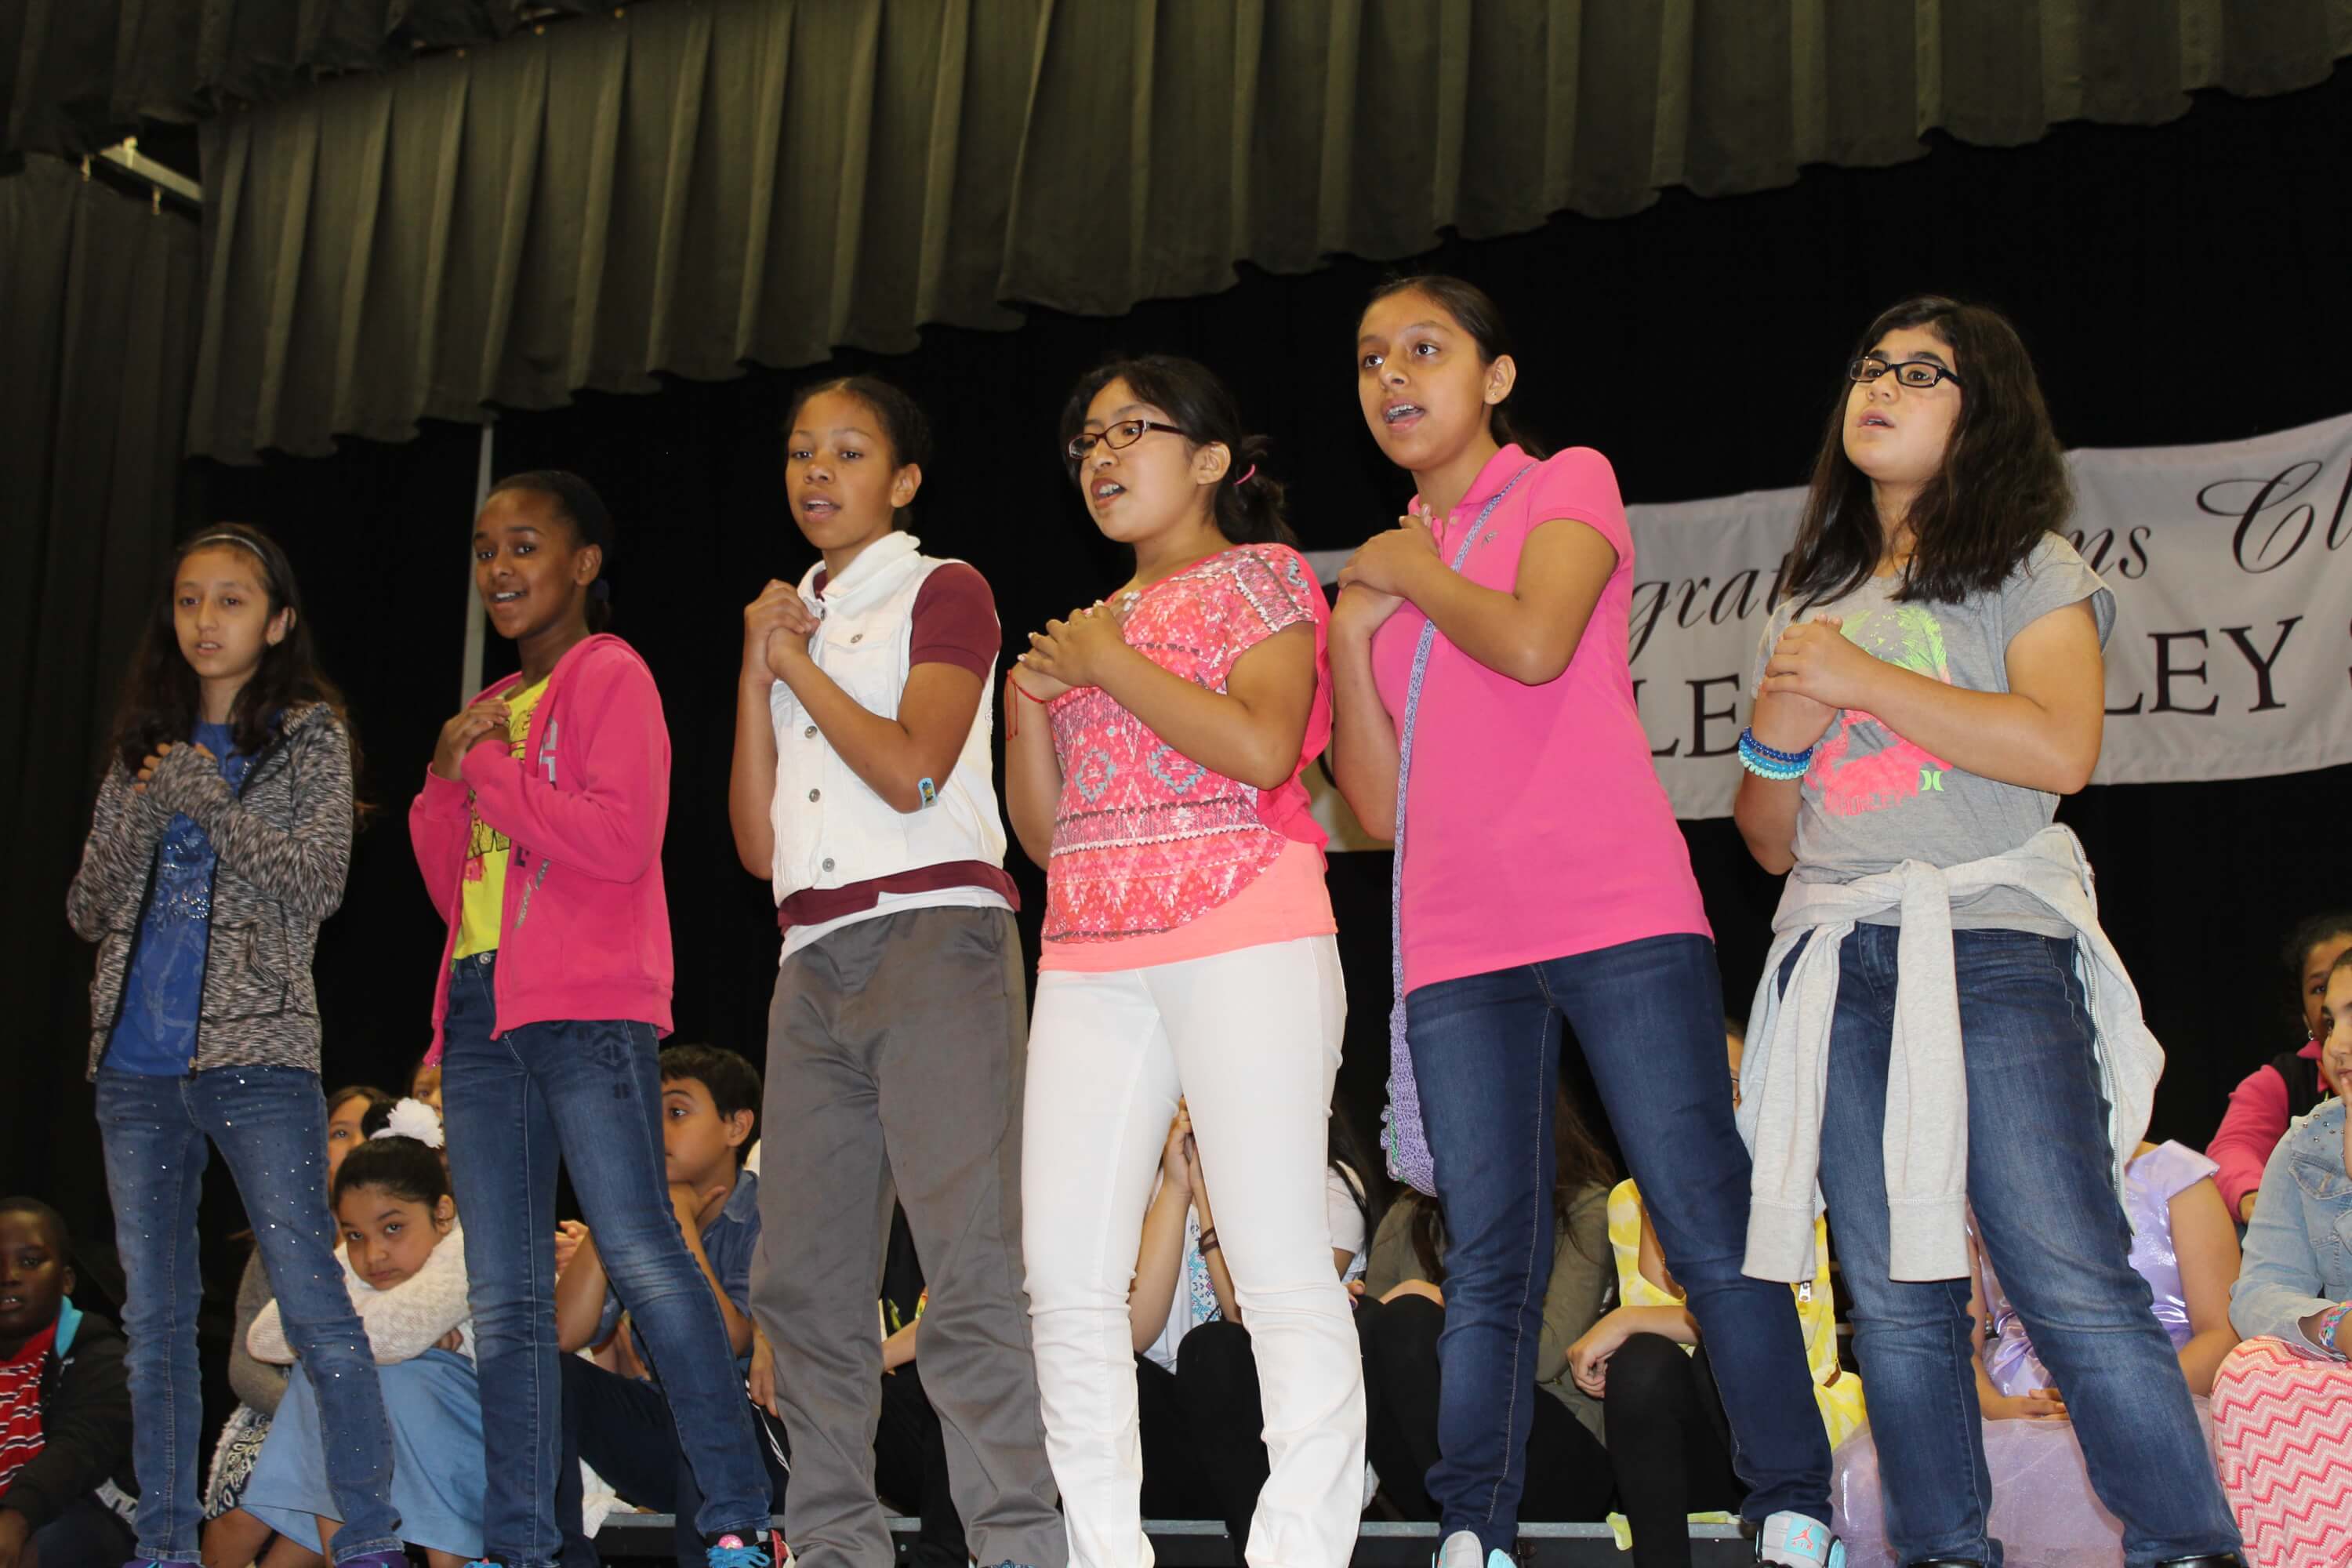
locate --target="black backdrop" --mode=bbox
[20,67,2352,1284]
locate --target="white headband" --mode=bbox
[371,1097,445,1150]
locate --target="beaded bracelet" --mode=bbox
[1737,727,1813,781]
[2318,1301,2351,1356]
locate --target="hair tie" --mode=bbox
[590,579,612,602]
[1236,464,1258,487]
[374,1098,446,1150]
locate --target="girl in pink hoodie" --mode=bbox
[409,472,775,1568]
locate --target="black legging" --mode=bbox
[1352,1294,1614,1526]
[1136,1350,1225,1523]
[1171,1319,1281,1555]
[1600,1333,1745,1568]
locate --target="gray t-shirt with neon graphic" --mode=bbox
[1748,533,2114,938]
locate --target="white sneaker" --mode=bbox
[1754,1511,1844,1567]
[1433,1530,1506,1568]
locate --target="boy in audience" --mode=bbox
[552,1047,781,1566]
[0,1199,137,1568]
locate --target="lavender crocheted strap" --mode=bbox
[1382,466,1535,1195]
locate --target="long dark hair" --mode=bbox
[785,375,934,533]
[1059,355,1296,547]
[110,523,357,780]
[1363,274,1548,460]
[486,471,615,633]
[1409,1087,1614,1283]
[1782,296,2071,613]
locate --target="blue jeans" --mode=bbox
[1799,924,2241,1566]
[439,952,769,1568]
[96,1065,400,1563]
[1406,933,1828,1555]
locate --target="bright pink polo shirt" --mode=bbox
[1369,443,1709,995]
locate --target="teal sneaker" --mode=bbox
[1755,1511,1845,1567]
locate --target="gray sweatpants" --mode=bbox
[752,905,1065,1568]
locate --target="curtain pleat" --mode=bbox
[179,0,2352,462]
[0,154,201,1230]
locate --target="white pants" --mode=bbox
[1022,935,1364,1568]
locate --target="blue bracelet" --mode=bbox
[1742,728,1813,766]
[1738,728,1811,781]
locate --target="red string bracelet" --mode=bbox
[1006,669,1051,736]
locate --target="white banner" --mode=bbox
[1307,409,2352,835]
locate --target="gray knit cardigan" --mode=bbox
[67,702,354,1078]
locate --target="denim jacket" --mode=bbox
[2230,1097,2352,1354]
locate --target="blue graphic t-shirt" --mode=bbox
[107,722,253,1075]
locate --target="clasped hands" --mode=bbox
[1012,597,1133,701]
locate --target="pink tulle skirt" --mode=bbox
[1830,1399,2218,1566]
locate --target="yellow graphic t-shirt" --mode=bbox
[455,677,550,959]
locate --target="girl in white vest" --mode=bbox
[729,376,1065,1568]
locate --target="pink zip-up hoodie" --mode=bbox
[411,633,673,1054]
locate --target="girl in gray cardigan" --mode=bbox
[67,524,402,1568]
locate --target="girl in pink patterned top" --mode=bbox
[1007,355,1362,1568]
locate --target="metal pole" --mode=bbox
[461,425,493,702]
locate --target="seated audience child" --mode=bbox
[240,1101,480,1568]
[0,1198,137,1568]
[1567,1024,1864,1568]
[2216,947,2352,1563]
[408,1058,443,1116]
[205,1085,394,1568]
[552,1046,779,1567]
[1171,1109,1377,1558]
[2209,913,2352,1223]
[1833,1138,2237,1564]
[1356,1089,1615,1528]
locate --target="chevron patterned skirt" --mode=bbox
[2212,1336,2352,1567]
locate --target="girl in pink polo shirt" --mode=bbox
[1007,355,1363,1568]
[1326,277,1837,1568]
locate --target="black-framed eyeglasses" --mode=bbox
[1066,419,1190,462]
[1849,355,1963,390]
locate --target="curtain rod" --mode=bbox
[88,139,201,208]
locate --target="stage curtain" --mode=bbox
[0,153,201,1211]
[183,0,2352,461]
[1,1,587,159]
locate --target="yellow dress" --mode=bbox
[1603,1179,1867,1541]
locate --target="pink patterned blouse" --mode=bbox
[1041,543,1331,947]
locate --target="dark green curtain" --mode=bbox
[1,0,583,160]
[0,154,202,1205]
[187,0,2352,463]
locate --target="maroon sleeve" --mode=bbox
[909,563,1002,680]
